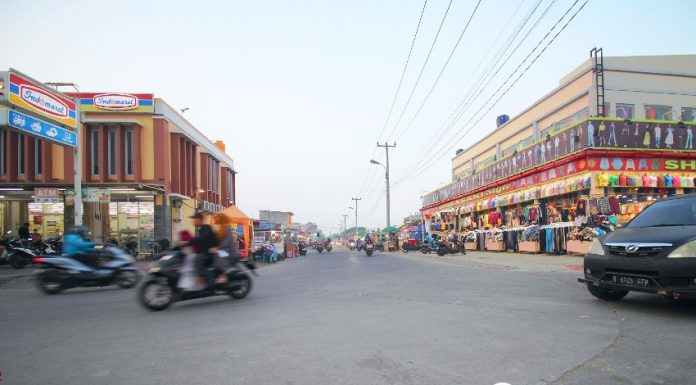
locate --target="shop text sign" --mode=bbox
[93,93,138,110]
[588,156,696,172]
[82,188,110,203]
[69,92,154,113]
[6,71,77,128]
[34,188,60,203]
[6,110,78,147]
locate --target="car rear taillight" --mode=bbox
[32,257,45,263]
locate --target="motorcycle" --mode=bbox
[138,250,255,311]
[33,247,139,294]
[348,240,356,251]
[316,242,324,253]
[325,242,333,253]
[298,242,307,256]
[401,238,421,253]
[110,236,138,257]
[436,237,466,256]
[4,237,38,269]
[365,243,375,256]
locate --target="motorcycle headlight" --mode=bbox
[667,240,696,259]
[588,239,605,256]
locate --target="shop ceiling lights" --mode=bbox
[0,188,23,191]
[111,188,135,192]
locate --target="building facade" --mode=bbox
[422,53,696,253]
[0,71,237,251]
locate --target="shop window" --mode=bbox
[108,201,154,252]
[644,105,673,120]
[125,129,134,176]
[91,128,99,175]
[34,139,42,175]
[682,107,696,122]
[616,103,634,119]
[17,134,25,175]
[108,128,116,176]
[28,202,65,238]
[0,127,5,175]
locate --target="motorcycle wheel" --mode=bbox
[37,273,63,295]
[10,253,29,269]
[115,270,138,288]
[366,250,373,257]
[139,280,175,311]
[229,274,253,299]
[436,248,447,257]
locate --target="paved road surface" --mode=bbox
[1,250,695,385]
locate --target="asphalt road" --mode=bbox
[1,249,695,385]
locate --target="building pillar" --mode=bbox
[533,121,541,140]
[154,193,171,244]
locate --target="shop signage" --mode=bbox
[588,156,696,172]
[424,118,696,208]
[69,92,154,113]
[256,221,274,231]
[5,110,78,147]
[34,188,60,203]
[82,187,110,203]
[4,70,77,128]
[93,93,138,110]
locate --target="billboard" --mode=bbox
[5,110,78,147]
[69,92,154,113]
[3,69,77,128]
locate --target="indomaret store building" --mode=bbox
[421,53,696,254]
[0,69,237,252]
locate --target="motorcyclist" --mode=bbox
[324,237,332,247]
[188,211,219,287]
[64,226,98,268]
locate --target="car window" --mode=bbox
[626,196,696,227]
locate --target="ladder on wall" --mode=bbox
[590,47,605,117]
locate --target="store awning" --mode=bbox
[218,205,253,254]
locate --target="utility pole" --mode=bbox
[377,142,396,227]
[351,197,361,234]
[342,214,348,237]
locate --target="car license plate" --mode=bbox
[607,274,652,288]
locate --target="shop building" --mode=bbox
[421,53,696,254]
[0,73,237,251]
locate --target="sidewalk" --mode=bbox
[402,250,584,273]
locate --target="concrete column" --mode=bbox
[533,121,541,140]
[154,194,171,244]
[495,143,501,160]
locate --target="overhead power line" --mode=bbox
[385,0,455,142]
[396,0,590,184]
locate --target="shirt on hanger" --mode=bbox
[642,175,650,187]
[619,174,627,186]
[665,174,673,188]
[598,174,610,187]
[609,175,619,187]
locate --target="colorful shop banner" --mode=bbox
[82,188,110,203]
[34,188,60,203]
[6,110,78,147]
[4,70,77,128]
[423,118,696,208]
[68,92,154,113]
[587,156,696,172]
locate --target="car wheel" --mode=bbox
[587,283,629,301]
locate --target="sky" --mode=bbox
[3,0,695,234]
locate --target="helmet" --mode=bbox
[68,225,91,239]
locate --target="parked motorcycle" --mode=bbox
[436,237,466,256]
[33,247,139,294]
[4,236,38,269]
[401,238,421,253]
[365,243,375,257]
[138,250,254,311]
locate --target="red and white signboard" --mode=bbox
[93,93,139,110]
[34,188,60,203]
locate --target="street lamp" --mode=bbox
[370,159,391,227]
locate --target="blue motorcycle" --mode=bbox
[33,247,139,294]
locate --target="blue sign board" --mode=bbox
[6,110,77,147]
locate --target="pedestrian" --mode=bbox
[18,222,30,239]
